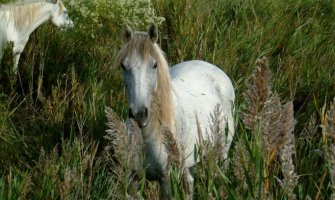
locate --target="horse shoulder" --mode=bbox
[0,12,19,44]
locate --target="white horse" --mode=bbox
[0,0,73,75]
[115,24,235,198]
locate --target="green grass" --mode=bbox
[0,0,335,199]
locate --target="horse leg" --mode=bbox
[184,167,194,199]
[13,38,29,77]
[223,112,234,161]
[0,49,3,65]
[159,174,171,200]
[13,53,21,76]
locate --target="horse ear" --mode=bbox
[148,24,158,43]
[123,25,133,42]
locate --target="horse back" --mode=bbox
[169,60,235,167]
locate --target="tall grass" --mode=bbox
[0,0,334,199]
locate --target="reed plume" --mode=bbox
[263,93,283,161]
[104,107,143,170]
[323,98,335,199]
[161,125,182,168]
[104,107,144,198]
[242,57,298,199]
[278,101,298,200]
[242,57,271,132]
[209,105,225,161]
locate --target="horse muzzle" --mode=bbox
[129,107,149,128]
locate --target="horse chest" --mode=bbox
[143,136,168,180]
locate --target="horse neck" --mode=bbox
[13,2,55,37]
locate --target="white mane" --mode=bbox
[0,1,59,30]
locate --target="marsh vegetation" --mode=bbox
[0,0,334,199]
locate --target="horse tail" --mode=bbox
[222,100,235,161]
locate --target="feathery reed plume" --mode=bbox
[209,104,225,162]
[104,107,128,165]
[243,57,279,170]
[279,101,298,200]
[301,113,318,142]
[104,107,144,198]
[241,57,272,198]
[195,113,204,156]
[194,105,231,199]
[104,107,143,172]
[242,57,271,131]
[242,57,298,199]
[263,93,283,161]
[59,168,76,200]
[162,125,181,167]
[161,125,192,196]
[323,98,335,199]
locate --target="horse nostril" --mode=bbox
[128,108,134,119]
[144,107,148,118]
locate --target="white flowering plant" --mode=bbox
[64,0,164,36]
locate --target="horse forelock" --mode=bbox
[115,32,175,130]
[115,32,153,67]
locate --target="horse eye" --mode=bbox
[152,63,157,69]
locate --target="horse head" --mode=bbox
[50,0,73,28]
[116,25,160,128]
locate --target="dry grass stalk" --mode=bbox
[242,56,271,131]
[34,139,99,200]
[279,101,298,200]
[7,170,32,200]
[323,98,335,198]
[232,142,254,193]
[59,168,76,200]
[81,141,99,200]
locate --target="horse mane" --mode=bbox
[0,0,62,30]
[115,32,175,130]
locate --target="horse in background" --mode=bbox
[0,0,73,76]
[115,24,235,199]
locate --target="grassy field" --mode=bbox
[0,0,335,199]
